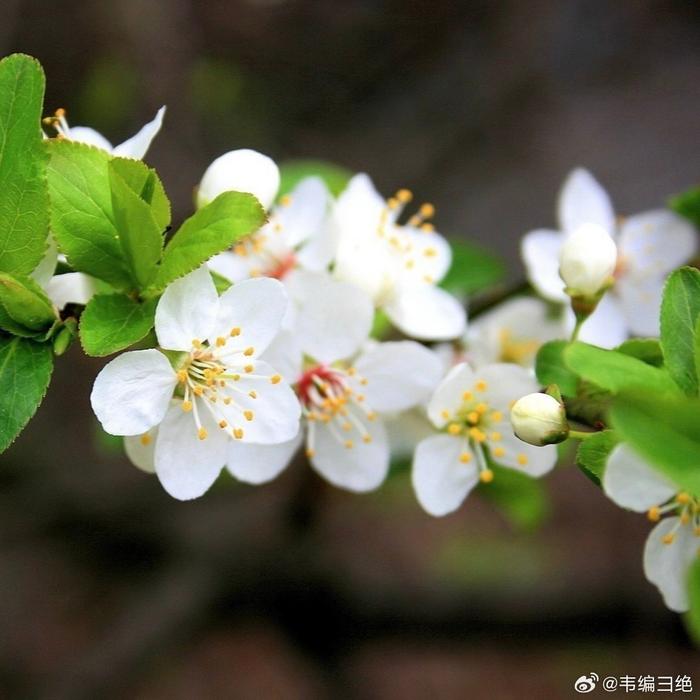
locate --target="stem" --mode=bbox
[569,429,595,440]
[570,315,585,342]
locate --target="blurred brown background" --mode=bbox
[2,1,699,698]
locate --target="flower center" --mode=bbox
[647,492,700,550]
[42,108,70,139]
[497,328,541,366]
[297,364,375,457]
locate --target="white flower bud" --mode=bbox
[510,392,568,447]
[197,148,280,211]
[559,223,617,297]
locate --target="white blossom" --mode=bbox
[510,392,568,446]
[558,223,617,297]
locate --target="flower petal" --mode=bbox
[478,363,540,413]
[353,340,443,412]
[286,270,373,363]
[278,177,329,249]
[309,415,389,492]
[66,126,114,152]
[212,277,288,357]
[385,408,436,460]
[45,272,96,309]
[427,363,476,428]
[112,106,166,160]
[384,284,466,340]
[260,329,304,384]
[154,403,227,500]
[227,430,303,484]
[124,431,157,473]
[616,276,663,337]
[493,432,558,477]
[155,266,219,351]
[643,517,697,612]
[520,229,567,302]
[207,251,253,283]
[603,443,676,512]
[567,293,628,348]
[412,434,478,516]
[31,235,58,288]
[90,349,176,435]
[557,168,615,235]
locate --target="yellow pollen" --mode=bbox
[244,364,254,373]
[490,411,503,423]
[493,447,505,458]
[459,452,472,464]
[441,409,450,420]
[305,448,315,458]
[280,194,292,206]
[448,423,462,435]
[192,339,202,349]
[342,422,352,431]
[139,433,152,446]
[405,259,415,270]
[468,427,486,443]
[462,391,473,401]
[234,244,247,256]
[676,492,691,505]
[181,400,193,412]
[694,527,700,537]
[193,387,204,397]
[347,367,357,376]
[517,453,528,466]
[360,378,368,386]
[387,197,398,210]
[662,533,675,545]
[248,391,257,399]
[467,411,480,425]
[55,107,66,118]
[420,203,435,218]
[480,469,494,483]
[243,410,254,421]
[681,512,691,525]
[396,188,413,203]
[223,397,232,405]
[421,223,435,233]
[423,275,434,284]
[270,374,282,384]
[218,420,228,429]
[356,394,365,402]
[230,327,241,337]
[647,506,661,522]
[367,411,377,421]
[216,337,226,347]
[177,369,187,383]
[198,428,208,440]
[233,428,244,440]
[423,247,437,257]
[243,346,254,356]
[475,403,488,414]
[475,380,488,392]
[344,440,354,449]
[363,435,372,444]
[490,432,502,442]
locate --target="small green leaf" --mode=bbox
[278,159,352,198]
[108,162,163,288]
[611,390,700,495]
[47,140,132,289]
[669,186,700,229]
[535,340,579,396]
[149,191,266,292]
[660,267,700,395]
[616,338,664,367]
[565,342,677,395]
[0,272,56,331]
[575,430,619,485]
[80,294,157,357]
[695,316,700,392]
[686,559,700,646]
[0,336,53,453]
[109,157,170,230]
[441,240,506,298]
[0,54,50,276]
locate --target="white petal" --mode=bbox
[155,266,219,351]
[278,177,329,249]
[197,149,280,210]
[66,126,114,152]
[616,276,663,337]
[207,251,254,283]
[478,363,540,413]
[520,229,567,302]
[45,272,96,309]
[385,408,436,460]
[567,293,628,348]
[260,329,303,384]
[353,341,443,412]
[90,349,176,435]
[384,284,466,340]
[219,360,301,444]
[401,227,453,285]
[427,363,476,428]
[494,432,558,477]
[124,431,157,473]
[618,210,697,277]
[643,517,698,612]
[112,106,166,160]
[154,403,227,500]
[296,225,337,272]
[226,431,303,484]
[31,235,58,288]
[557,168,615,235]
[309,415,389,492]
[286,270,373,363]
[212,277,288,357]
[603,443,676,512]
[412,434,478,516]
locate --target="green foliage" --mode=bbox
[109,157,170,230]
[80,294,157,357]
[686,559,700,646]
[660,267,700,395]
[441,240,506,298]
[0,54,50,276]
[615,338,664,367]
[148,191,266,292]
[575,430,618,485]
[535,340,579,396]
[611,390,700,495]
[278,159,352,198]
[0,272,55,331]
[669,186,700,229]
[0,336,53,453]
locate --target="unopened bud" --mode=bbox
[196,148,280,211]
[510,392,569,447]
[559,223,617,298]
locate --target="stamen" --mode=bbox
[230,327,241,337]
[270,375,282,384]
[198,427,208,440]
[480,469,494,483]
[181,400,193,412]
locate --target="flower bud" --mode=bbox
[510,392,568,447]
[197,149,280,211]
[559,223,617,298]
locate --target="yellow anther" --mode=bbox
[177,369,188,383]
[405,259,415,269]
[305,448,316,458]
[662,533,675,545]
[420,203,435,218]
[490,432,502,442]
[475,402,488,414]
[677,492,691,505]
[243,346,254,356]
[467,411,480,424]
[234,243,247,256]
[55,107,66,118]
[367,411,377,422]
[230,327,241,337]
[356,394,365,402]
[468,427,486,443]
[360,378,368,386]
[420,223,435,233]
[248,391,257,399]
[490,411,503,423]
[344,440,354,449]
[218,420,228,429]
[244,364,254,373]
[396,188,413,203]
[233,428,244,440]
[441,409,450,420]
[193,387,204,397]
[342,422,352,431]
[192,339,202,349]
[480,469,494,483]
[459,452,472,464]
[280,194,292,206]
[681,512,691,525]
[243,410,254,422]
[223,397,232,405]
[181,400,193,413]
[475,380,488,392]
[347,367,357,376]
[139,433,152,446]
[216,337,226,347]
[423,247,437,257]
[230,374,240,381]
[694,527,700,537]
[423,275,434,284]
[387,197,399,210]
[462,391,473,401]
[198,427,208,441]
[448,423,462,435]
[363,435,372,444]
[647,506,661,522]
[270,374,282,384]
[517,453,528,466]
[493,447,505,458]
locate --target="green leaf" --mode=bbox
[686,559,700,646]
[575,430,619,485]
[441,240,506,298]
[79,294,157,357]
[0,54,50,276]
[565,342,677,395]
[616,338,664,367]
[660,267,700,395]
[695,316,700,392]
[0,272,55,331]
[278,159,352,198]
[149,191,265,292]
[669,186,700,229]
[47,140,133,289]
[535,340,579,396]
[611,390,700,494]
[0,336,53,453]
[108,162,163,288]
[109,157,170,230]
